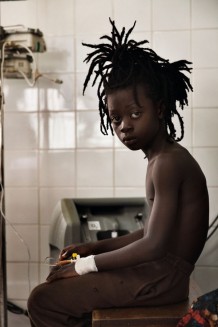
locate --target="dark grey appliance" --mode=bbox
[49,197,148,260]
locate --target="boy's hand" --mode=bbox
[59,244,77,260]
[46,263,79,283]
[59,242,95,261]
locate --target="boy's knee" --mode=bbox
[28,283,48,313]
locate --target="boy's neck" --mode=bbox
[143,131,174,161]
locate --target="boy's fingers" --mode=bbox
[46,269,62,282]
[59,250,67,261]
[46,264,78,283]
[46,265,62,281]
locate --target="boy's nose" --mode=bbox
[120,119,133,133]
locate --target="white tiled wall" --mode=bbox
[1,0,217,308]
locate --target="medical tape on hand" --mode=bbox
[75,255,98,275]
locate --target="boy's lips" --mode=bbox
[123,137,137,145]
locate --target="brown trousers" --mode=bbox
[27,253,194,327]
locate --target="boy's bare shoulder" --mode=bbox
[155,143,204,179]
[150,143,207,201]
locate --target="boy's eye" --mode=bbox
[131,112,141,119]
[110,115,121,124]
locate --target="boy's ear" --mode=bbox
[157,100,165,119]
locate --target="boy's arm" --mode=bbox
[94,156,181,271]
[48,228,145,282]
[92,228,144,254]
[60,227,144,260]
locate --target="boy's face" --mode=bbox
[107,84,163,152]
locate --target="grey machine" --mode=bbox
[49,197,148,260]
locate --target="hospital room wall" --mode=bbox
[0,0,217,308]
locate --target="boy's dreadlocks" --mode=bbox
[82,18,193,141]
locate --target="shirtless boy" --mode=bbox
[28,20,209,327]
